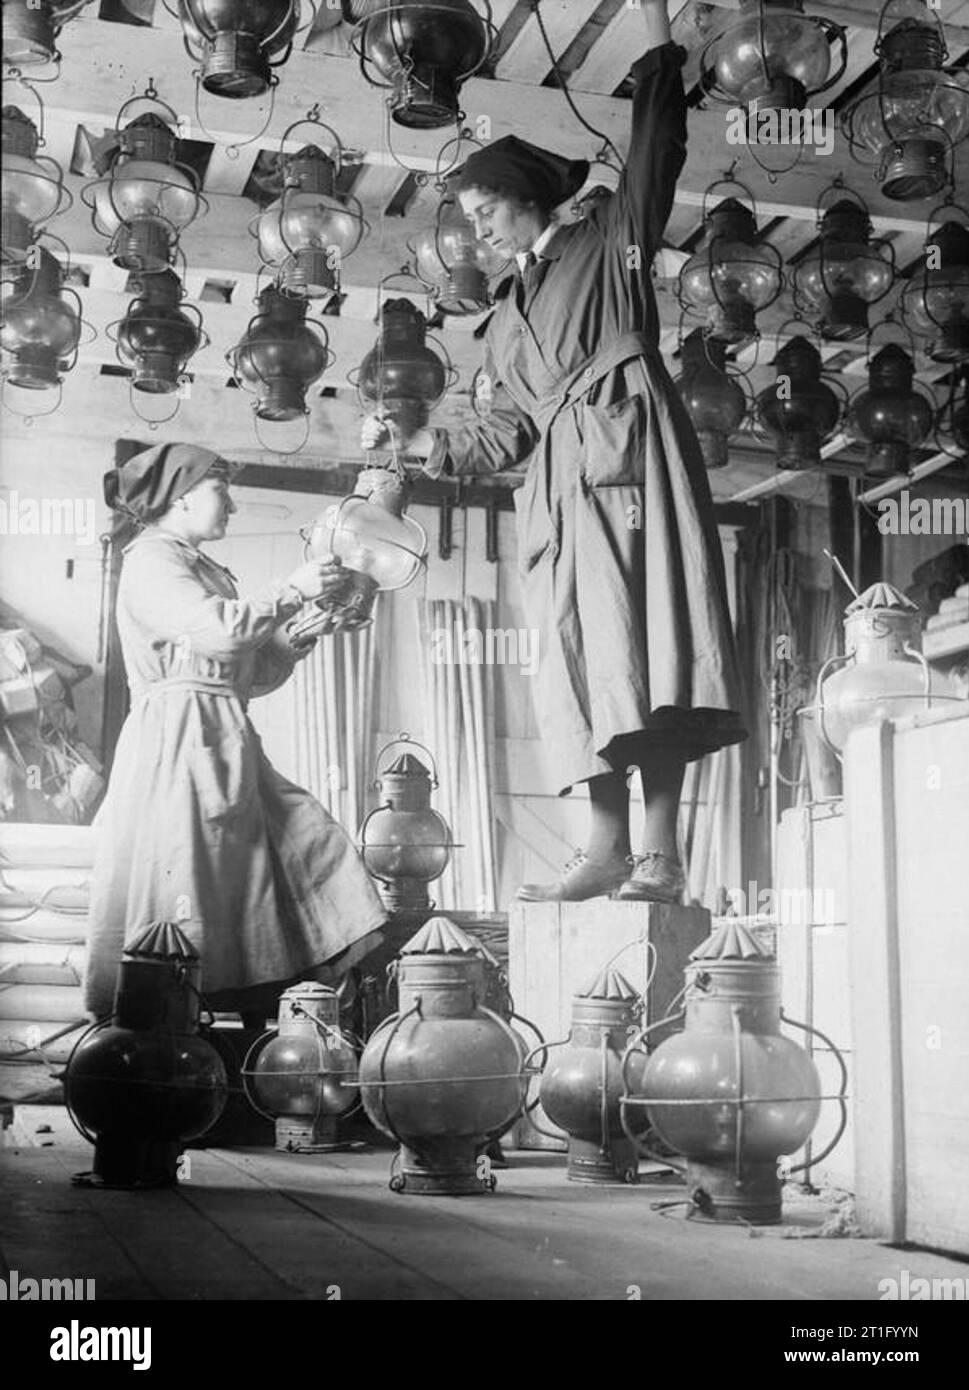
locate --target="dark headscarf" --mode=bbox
[103,443,230,523]
[448,136,589,211]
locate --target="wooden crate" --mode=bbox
[845,705,969,1257]
[508,900,710,1149]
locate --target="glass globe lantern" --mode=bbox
[699,0,846,113]
[409,195,507,315]
[755,331,845,468]
[1,244,82,393]
[1,0,94,71]
[350,0,498,130]
[841,0,969,202]
[353,294,456,438]
[250,116,368,304]
[82,89,206,274]
[175,0,300,99]
[358,737,453,910]
[228,282,333,423]
[847,340,935,474]
[109,268,206,402]
[674,328,749,469]
[901,215,969,362]
[2,107,71,269]
[677,192,783,345]
[793,186,896,341]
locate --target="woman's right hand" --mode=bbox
[286,557,345,601]
[361,413,393,452]
[360,413,434,460]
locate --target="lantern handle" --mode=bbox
[253,410,312,457]
[875,0,946,58]
[371,733,440,789]
[62,1017,112,1148]
[813,651,853,759]
[699,171,760,225]
[901,643,933,711]
[779,1011,849,1178]
[239,1030,282,1123]
[618,1016,689,1174]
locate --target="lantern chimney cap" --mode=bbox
[845,581,920,616]
[124,920,199,962]
[691,920,774,961]
[384,752,431,778]
[577,966,640,1002]
[279,981,339,1002]
[401,915,479,956]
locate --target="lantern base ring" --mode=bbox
[72,1135,183,1190]
[686,1159,783,1225]
[392,1140,498,1195]
[567,1135,639,1185]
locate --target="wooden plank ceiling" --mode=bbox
[5,0,969,503]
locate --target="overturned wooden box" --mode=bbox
[507,900,710,1150]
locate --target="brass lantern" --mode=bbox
[901,214,969,362]
[1,244,83,395]
[847,340,935,474]
[792,186,896,341]
[109,269,206,411]
[1,0,94,71]
[841,0,969,202]
[699,0,846,114]
[350,0,497,130]
[2,106,71,269]
[754,330,844,469]
[358,735,452,910]
[674,328,749,470]
[677,187,783,345]
[82,87,206,273]
[250,116,367,303]
[175,0,300,99]
[409,195,507,315]
[228,282,333,426]
[353,293,456,437]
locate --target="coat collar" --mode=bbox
[124,527,238,582]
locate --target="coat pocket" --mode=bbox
[513,460,557,573]
[191,729,257,823]
[579,397,647,488]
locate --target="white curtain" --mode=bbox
[416,596,499,913]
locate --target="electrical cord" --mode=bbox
[530,0,625,170]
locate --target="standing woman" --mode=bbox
[83,444,387,1020]
[362,0,746,903]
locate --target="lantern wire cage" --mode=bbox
[844,313,939,471]
[751,315,850,460]
[239,1002,367,1140]
[791,177,896,333]
[698,0,848,106]
[899,196,969,359]
[673,320,755,464]
[349,1,499,97]
[1,75,74,253]
[1,232,96,417]
[932,363,969,460]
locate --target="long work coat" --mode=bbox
[425,41,746,794]
[83,529,386,1017]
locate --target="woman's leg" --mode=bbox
[516,770,631,902]
[615,745,688,903]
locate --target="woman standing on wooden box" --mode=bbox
[83,443,387,1020]
[362,1,746,903]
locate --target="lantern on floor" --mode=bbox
[242,983,359,1152]
[2,107,71,269]
[353,295,456,438]
[677,188,783,345]
[674,328,749,470]
[621,922,842,1224]
[176,0,300,99]
[537,968,647,1185]
[1,244,82,395]
[250,114,367,303]
[228,282,333,424]
[358,735,452,910]
[350,0,497,130]
[901,214,969,362]
[812,582,962,754]
[82,87,206,273]
[1,0,94,71]
[792,186,896,341]
[410,195,506,315]
[289,468,427,639]
[698,0,846,114]
[754,330,844,469]
[359,916,527,1194]
[63,922,228,1188]
[109,268,206,404]
[841,0,969,202]
[847,339,934,474]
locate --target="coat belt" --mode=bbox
[530,330,657,429]
[134,677,242,703]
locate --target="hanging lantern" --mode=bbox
[677,188,783,345]
[674,328,749,470]
[1,0,94,71]
[935,365,969,457]
[109,268,206,399]
[409,195,506,315]
[250,115,367,303]
[621,922,844,1224]
[241,983,359,1152]
[698,0,846,115]
[811,582,962,754]
[63,922,228,1188]
[228,282,332,424]
[847,340,934,474]
[82,87,206,274]
[792,186,896,341]
[901,214,969,362]
[357,735,453,910]
[841,0,969,202]
[353,295,455,436]
[754,331,844,469]
[536,968,647,1185]
[1,244,82,394]
[350,0,497,130]
[358,916,527,1194]
[2,106,71,269]
[175,0,299,99]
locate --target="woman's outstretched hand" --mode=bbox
[360,412,435,460]
[286,557,345,601]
